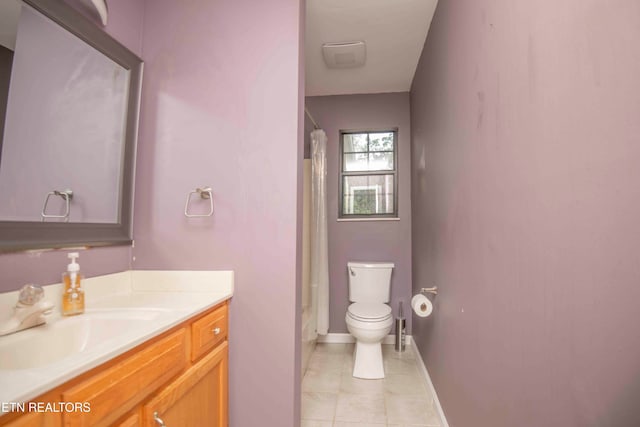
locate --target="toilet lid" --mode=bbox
[347,303,392,321]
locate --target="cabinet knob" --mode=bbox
[212,327,221,335]
[153,411,166,427]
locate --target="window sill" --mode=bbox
[337,217,400,222]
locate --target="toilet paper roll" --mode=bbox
[411,294,433,318]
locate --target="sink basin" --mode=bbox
[0,309,164,370]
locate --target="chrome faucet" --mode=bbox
[0,285,54,336]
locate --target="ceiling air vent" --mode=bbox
[322,41,366,69]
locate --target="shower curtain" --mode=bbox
[310,129,329,336]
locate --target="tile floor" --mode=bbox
[301,343,441,427]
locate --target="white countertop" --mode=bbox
[0,270,233,408]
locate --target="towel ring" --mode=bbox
[41,189,73,222]
[184,187,213,217]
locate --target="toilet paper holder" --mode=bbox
[420,286,438,296]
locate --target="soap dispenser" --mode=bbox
[62,252,84,316]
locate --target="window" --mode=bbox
[339,130,397,218]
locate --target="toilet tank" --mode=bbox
[347,262,394,304]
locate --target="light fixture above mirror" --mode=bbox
[90,0,108,26]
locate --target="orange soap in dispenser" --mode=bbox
[62,252,84,316]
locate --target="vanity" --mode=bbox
[0,271,233,427]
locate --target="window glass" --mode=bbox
[343,133,368,153]
[368,132,394,151]
[343,175,395,215]
[340,130,397,218]
[368,152,393,170]
[344,153,369,172]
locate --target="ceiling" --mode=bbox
[305,0,438,97]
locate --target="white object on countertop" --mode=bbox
[411,294,433,318]
[66,252,80,274]
[0,290,54,336]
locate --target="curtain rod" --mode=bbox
[305,107,320,130]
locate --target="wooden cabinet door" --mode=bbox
[2,412,59,427]
[114,411,140,427]
[142,341,228,427]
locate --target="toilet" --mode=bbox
[345,261,394,379]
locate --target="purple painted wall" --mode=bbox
[305,93,412,334]
[0,0,144,293]
[410,1,640,426]
[133,1,303,426]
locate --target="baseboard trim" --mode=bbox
[317,333,413,346]
[317,333,354,344]
[409,336,449,427]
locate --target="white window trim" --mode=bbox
[337,217,400,222]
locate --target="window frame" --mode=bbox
[338,129,399,219]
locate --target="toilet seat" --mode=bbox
[347,303,392,322]
[346,312,393,331]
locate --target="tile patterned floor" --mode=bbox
[301,343,441,427]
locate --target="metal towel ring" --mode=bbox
[41,189,73,222]
[184,186,213,217]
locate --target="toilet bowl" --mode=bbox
[345,302,393,379]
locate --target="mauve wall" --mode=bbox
[305,93,412,334]
[411,1,640,426]
[134,1,303,426]
[0,0,144,293]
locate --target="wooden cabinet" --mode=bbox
[0,301,229,427]
[191,305,228,362]
[63,329,187,427]
[3,412,59,427]
[114,412,139,427]
[142,341,228,427]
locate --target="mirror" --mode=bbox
[0,0,142,252]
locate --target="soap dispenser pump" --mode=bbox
[62,252,84,316]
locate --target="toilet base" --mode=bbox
[352,341,385,379]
